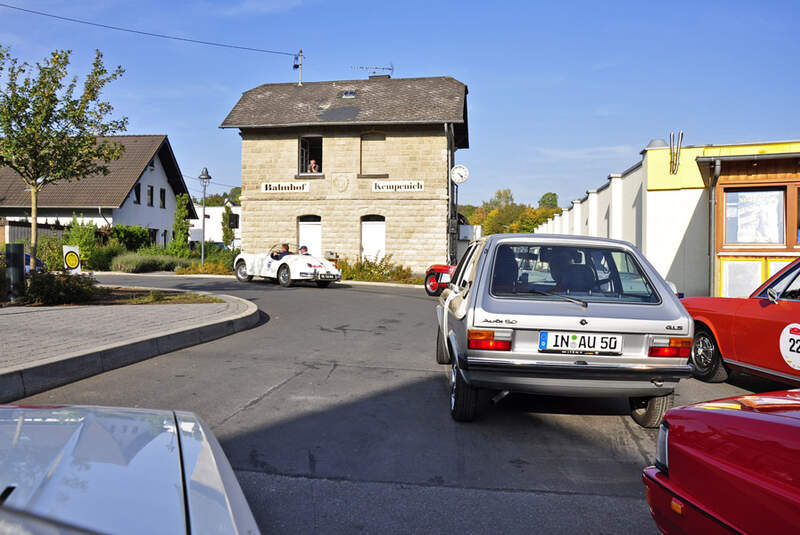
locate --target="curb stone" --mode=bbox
[99,271,425,289]
[0,289,259,403]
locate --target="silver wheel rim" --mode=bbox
[279,267,289,284]
[692,335,715,371]
[449,363,457,410]
[237,264,247,279]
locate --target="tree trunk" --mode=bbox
[30,187,38,274]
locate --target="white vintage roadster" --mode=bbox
[234,243,341,287]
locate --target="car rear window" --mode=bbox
[490,244,660,304]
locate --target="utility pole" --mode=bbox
[294,49,303,86]
[199,167,212,265]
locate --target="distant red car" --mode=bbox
[682,258,800,385]
[642,390,800,534]
[424,264,454,296]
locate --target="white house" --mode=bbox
[189,201,241,248]
[0,135,197,246]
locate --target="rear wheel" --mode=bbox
[691,327,728,382]
[425,270,441,296]
[235,261,252,282]
[278,265,293,287]
[449,361,477,422]
[630,393,673,428]
[436,329,451,365]
[316,281,332,288]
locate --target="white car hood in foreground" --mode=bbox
[0,405,259,535]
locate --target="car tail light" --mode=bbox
[468,329,512,351]
[648,337,692,358]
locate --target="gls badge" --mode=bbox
[665,325,683,331]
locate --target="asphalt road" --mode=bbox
[19,274,787,534]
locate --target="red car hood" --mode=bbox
[682,389,800,421]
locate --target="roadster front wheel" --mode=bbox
[235,261,252,282]
[278,264,293,287]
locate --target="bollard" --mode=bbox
[5,243,25,302]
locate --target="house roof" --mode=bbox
[221,76,469,148]
[0,135,197,218]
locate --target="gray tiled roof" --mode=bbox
[0,135,196,218]
[221,76,468,129]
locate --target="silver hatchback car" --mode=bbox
[435,234,694,428]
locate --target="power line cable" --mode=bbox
[0,3,303,57]
[183,174,240,189]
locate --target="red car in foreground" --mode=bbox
[682,258,800,385]
[643,390,800,534]
[424,264,455,296]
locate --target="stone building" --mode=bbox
[221,75,469,273]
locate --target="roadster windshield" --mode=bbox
[490,244,660,304]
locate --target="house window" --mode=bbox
[724,188,785,244]
[148,228,157,244]
[147,185,154,207]
[299,136,322,174]
[160,188,166,209]
[133,183,141,204]
[360,132,386,176]
[229,213,240,229]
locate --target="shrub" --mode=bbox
[36,234,64,272]
[90,238,126,271]
[111,253,191,273]
[191,243,239,268]
[168,193,191,258]
[338,255,417,283]
[175,261,232,275]
[0,253,5,299]
[111,224,150,251]
[63,215,98,268]
[26,271,99,305]
[136,244,170,256]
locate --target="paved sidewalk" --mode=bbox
[0,292,259,402]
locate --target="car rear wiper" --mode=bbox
[528,289,588,308]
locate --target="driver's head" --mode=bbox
[548,249,574,284]
[281,243,289,252]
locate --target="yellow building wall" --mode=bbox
[646,141,800,191]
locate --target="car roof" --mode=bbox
[480,233,637,249]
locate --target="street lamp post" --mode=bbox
[198,167,212,266]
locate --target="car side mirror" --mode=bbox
[767,287,779,304]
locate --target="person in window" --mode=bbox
[298,245,310,255]
[271,243,291,260]
[308,159,320,173]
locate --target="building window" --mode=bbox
[159,188,166,209]
[147,185,154,207]
[299,136,322,174]
[229,213,240,229]
[360,132,386,177]
[148,228,157,244]
[724,188,785,244]
[133,183,141,204]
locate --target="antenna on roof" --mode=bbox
[293,49,303,86]
[351,63,394,77]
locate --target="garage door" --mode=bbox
[298,222,322,257]
[361,220,385,261]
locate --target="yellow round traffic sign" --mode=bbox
[64,251,80,270]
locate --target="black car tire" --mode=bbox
[278,265,293,287]
[629,392,673,428]
[235,261,252,282]
[425,270,442,296]
[450,361,477,422]
[691,327,729,383]
[436,329,451,365]
[316,281,332,288]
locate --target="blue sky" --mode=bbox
[1,0,798,206]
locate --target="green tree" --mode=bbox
[222,204,234,247]
[0,46,127,272]
[194,192,227,207]
[168,193,191,257]
[227,186,241,205]
[538,192,559,209]
[458,204,477,222]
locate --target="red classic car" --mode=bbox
[682,258,800,385]
[642,390,800,534]
[424,264,455,296]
